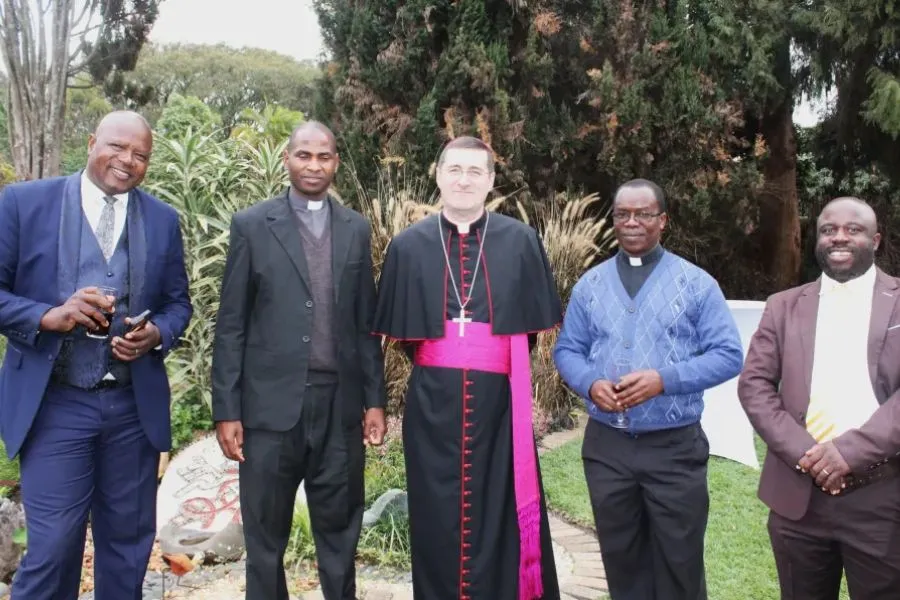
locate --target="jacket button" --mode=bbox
[306,301,313,308]
[47,354,54,361]
[302,336,310,343]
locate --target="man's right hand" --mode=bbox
[589,380,622,413]
[39,286,113,333]
[215,420,245,462]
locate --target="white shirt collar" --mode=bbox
[819,264,876,296]
[80,170,129,205]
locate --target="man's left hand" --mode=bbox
[363,408,387,446]
[615,370,664,408]
[111,319,162,362]
[798,441,851,492]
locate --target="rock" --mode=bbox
[156,435,306,562]
[0,498,25,581]
[158,521,245,562]
[362,489,408,529]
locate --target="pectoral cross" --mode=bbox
[452,308,472,337]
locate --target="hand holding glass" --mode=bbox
[85,286,117,339]
[609,359,631,429]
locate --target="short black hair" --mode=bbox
[437,136,494,172]
[614,178,667,213]
[287,120,337,153]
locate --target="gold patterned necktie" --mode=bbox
[96,195,117,261]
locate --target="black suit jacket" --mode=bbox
[211,191,385,431]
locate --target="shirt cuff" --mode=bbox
[658,365,680,395]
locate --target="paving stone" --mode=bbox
[560,540,602,553]
[569,575,608,588]
[563,583,607,599]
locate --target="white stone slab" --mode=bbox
[156,434,306,535]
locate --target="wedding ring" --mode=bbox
[133,348,138,356]
[822,468,830,475]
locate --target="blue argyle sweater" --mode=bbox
[553,251,743,432]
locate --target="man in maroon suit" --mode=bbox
[739,196,900,599]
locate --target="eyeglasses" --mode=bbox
[611,210,664,224]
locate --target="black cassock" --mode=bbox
[373,211,563,599]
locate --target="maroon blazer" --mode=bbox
[738,268,900,520]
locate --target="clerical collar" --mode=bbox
[288,188,327,212]
[440,209,487,235]
[617,244,664,268]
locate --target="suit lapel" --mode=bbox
[797,280,821,397]
[126,189,147,316]
[57,173,84,304]
[868,269,899,398]
[267,193,312,293]
[330,199,355,303]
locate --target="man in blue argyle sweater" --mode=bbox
[554,179,743,600]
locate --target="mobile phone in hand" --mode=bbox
[127,309,152,334]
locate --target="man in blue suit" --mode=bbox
[0,110,192,599]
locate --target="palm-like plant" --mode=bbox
[145,131,288,412]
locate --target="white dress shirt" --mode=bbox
[807,265,880,441]
[81,172,142,378]
[81,171,128,247]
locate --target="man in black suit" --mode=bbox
[211,121,386,600]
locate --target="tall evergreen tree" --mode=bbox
[315,0,804,297]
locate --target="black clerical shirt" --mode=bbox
[615,244,665,298]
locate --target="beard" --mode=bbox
[815,244,876,282]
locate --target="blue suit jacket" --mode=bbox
[0,173,193,458]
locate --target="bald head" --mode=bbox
[288,121,337,153]
[86,110,153,196]
[815,196,880,283]
[818,197,877,229]
[95,110,151,138]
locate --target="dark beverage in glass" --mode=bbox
[86,286,118,340]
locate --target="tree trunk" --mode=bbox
[0,0,72,180]
[756,41,800,293]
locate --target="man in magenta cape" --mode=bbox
[373,136,563,600]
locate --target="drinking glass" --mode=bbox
[85,286,118,339]
[608,357,631,429]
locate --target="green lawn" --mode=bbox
[539,434,849,600]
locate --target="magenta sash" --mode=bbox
[414,321,543,600]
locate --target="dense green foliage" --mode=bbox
[313,0,899,297]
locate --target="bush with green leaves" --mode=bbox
[143,130,289,446]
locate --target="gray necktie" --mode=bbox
[96,195,117,261]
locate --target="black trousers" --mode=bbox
[240,376,365,600]
[768,475,900,600]
[582,418,710,600]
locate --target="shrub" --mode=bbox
[143,131,288,433]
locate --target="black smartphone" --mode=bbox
[127,309,152,333]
